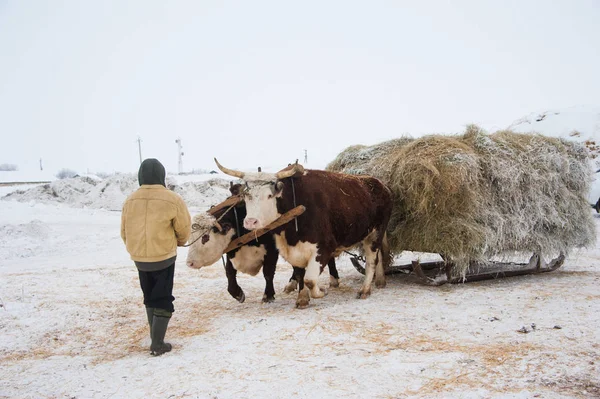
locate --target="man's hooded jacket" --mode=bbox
[121,159,191,263]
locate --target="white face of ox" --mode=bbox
[186,213,235,269]
[243,180,284,230]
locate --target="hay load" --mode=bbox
[326,125,595,277]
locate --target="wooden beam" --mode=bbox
[207,195,242,216]
[223,205,306,253]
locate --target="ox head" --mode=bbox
[186,183,245,268]
[214,158,304,230]
[186,212,235,269]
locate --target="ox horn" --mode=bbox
[214,158,245,179]
[275,161,305,179]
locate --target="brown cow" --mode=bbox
[214,160,392,308]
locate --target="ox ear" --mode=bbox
[274,181,284,197]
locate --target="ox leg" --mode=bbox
[374,233,389,288]
[284,267,301,294]
[261,249,277,303]
[225,257,245,303]
[328,258,340,288]
[294,267,310,309]
[304,258,327,299]
[357,235,384,299]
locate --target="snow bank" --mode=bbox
[1,173,235,211]
[508,105,600,151]
[169,178,232,209]
[508,105,600,202]
[171,172,238,184]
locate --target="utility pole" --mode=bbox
[136,136,143,164]
[304,149,308,164]
[175,137,184,174]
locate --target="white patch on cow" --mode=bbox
[243,182,281,230]
[304,257,327,298]
[186,213,235,268]
[273,231,327,301]
[357,228,386,298]
[230,244,267,276]
[273,232,316,268]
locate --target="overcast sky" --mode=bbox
[1,1,599,174]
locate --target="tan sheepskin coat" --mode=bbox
[121,185,191,262]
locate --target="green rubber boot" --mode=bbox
[145,307,154,340]
[150,310,172,356]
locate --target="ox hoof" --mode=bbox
[375,278,386,289]
[295,298,310,309]
[296,288,310,309]
[283,281,298,294]
[236,291,246,303]
[329,276,340,288]
[356,290,371,299]
[262,294,275,303]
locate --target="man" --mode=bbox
[121,158,191,356]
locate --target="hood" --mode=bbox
[138,158,166,187]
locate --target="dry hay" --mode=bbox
[325,137,413,184]
[326,125,595,277]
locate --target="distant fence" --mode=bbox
[0,181,51,187]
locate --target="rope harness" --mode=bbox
[291,177,298,232]
[182,201,240,247]
[233,206,241,239]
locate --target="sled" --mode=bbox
[208,193,567,285]
[325,128,591,287]
[348,251,565,285]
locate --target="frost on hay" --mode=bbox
[326,125,596,277]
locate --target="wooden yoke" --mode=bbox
[223,205,306,254]
[207,195,242,216]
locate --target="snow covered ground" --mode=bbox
[1,107,600,398]
[1,184,599,398]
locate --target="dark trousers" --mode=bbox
[138,263,175,313]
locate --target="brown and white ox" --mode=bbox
[214,159,393,308]
[186,184,340,303]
